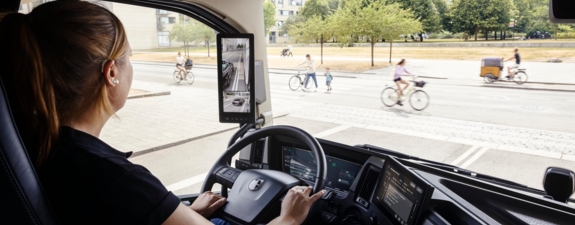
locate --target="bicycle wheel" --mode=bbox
[483,73,495,84]
[185,71,194,84]
[289,76,302,91]
[409,90,430,111]
[173,71,182,84]
[381,87,398,107]
[513,71,528,85]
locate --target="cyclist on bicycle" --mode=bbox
[503,47,520,79]
[393,59,413,106]
[176,52,187,80]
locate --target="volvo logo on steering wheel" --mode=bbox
[248,178,265,191]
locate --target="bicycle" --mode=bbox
[381,75,429,111]
[288,68,310,91]
[483,67,528,85]
[173,68,194,85]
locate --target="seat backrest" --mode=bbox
[0,77,59,224]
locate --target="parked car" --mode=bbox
[232,98,245,106]
[222,60,235,88]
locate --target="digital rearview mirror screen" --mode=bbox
[217,34,255,124]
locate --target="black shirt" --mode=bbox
[40,126,180,225]
[515,53,521,64]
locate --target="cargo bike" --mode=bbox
[480,57,528,85]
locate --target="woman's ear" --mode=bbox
[102,60,118,87]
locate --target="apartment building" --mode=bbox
[18,0,190,50]
[268,0,304,44]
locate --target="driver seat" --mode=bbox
[0,76,60,224]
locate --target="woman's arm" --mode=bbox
[163,191,226,225]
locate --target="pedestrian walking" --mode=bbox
[325,67,333,92]
[297,54,317,92]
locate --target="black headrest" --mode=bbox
[0,0,20,12]
[0,77,59,223]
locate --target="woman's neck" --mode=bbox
[62,109,111,138]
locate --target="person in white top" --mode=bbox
[288,43,293,56]
[176,52,187,80]
[298,54,317,91]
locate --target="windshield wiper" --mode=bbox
[354,144,527,188]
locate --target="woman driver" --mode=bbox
[0,1,324,224]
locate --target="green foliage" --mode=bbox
[280,15,304,36]
[300,0,331,20]
[449,0,514,40]
[263,0,277,34]
[169,19,215,57]
[387,0,443,32]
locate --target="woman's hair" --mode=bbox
[396,59,406,66]
[0,1,129,167]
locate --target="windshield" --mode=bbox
[15,0,575,197]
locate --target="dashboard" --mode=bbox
[234,133,575,225]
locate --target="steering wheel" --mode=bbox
[201,125,327,224]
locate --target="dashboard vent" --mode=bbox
[356,166,380,207]
[251,138,265,164]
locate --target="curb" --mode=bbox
[473,84,575,92]
[127,91,171,99]
[129,113,291,158]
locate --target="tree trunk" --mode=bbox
[474,26,478,41]
[495,31,497,40]
[207,40,210,57]
[320,35,324,64]
[371,39,374,66]
[485,30,488,40]
[389,38,393,64]
[504,31,506,40]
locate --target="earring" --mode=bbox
[113,79,119,84]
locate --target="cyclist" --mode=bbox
[503,47,520,79]
[176,52,187,80]
[393,59,413,106]
[298,54,317,92]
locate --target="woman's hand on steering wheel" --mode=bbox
[190,191,227,218]
[270,186,326,225]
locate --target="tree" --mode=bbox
[450,0,514,41]
[289,15,335,64]
[190,20,216,57]
[387,0,443,33]
[263,0,276,35]
[169,21,194,57]
[280,15,304,37]
[332,0,421,65]
[300,0,331,20]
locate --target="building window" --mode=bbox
[156,9,169,14]
[290,0,303,6]
[169,17,176,24]
[159,17,170,24]
[279,10,291,16]
[158,31,170,47]
[277,21,284,27]
[277,0,284,8]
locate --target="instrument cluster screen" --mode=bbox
[372,156,434,225]
[282,146,362,193]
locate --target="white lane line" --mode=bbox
[223,51,235,61]
[460,148,489,169]
[166,172,208,192]
[314,125,352,138]
[224,102,233,108]
[450,146,479,166]
[240,101,247,112]
[232,66,240,91]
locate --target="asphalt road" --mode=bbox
[222,50,248,93]
[128,61,575,195]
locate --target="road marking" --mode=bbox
[240,101,247,112]
[166,172,208,192]
[314,125,352,138]
[562,154,575,162]
[450,146,479,166]
[460,147,489,169]
[224,102,233,108]
[232,65,240,91]
[223,51,235,61]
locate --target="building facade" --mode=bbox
[268,0,304,44]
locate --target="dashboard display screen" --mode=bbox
[372,156,433,225]
[282,146,362,193]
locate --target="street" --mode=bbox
[105,61,575,196]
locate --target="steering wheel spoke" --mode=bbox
[215,167,242,188]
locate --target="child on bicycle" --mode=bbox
[325,67,333,92]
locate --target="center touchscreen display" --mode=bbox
[372,156,434,225]
[282,146,362,193]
